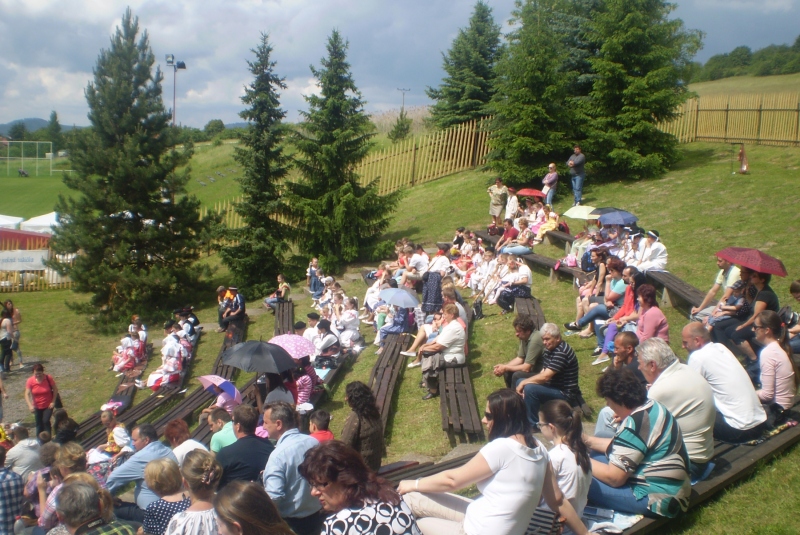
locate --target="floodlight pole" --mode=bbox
[165,55,187,126]
[397,88,410,109]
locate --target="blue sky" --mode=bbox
[0,0,797,128]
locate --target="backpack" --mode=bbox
[580,250,596,273]
[487,224,499,236]
[472,298,484,321]
[778,306,798,329]
[558,221,570,234]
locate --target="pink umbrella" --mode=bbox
[268,334,316,360]
[198,375,242,404]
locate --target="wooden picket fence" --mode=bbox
[0,236,74,292]
[659,93,800,146]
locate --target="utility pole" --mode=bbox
[397,88,410,109]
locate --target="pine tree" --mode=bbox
[486,0,575,184]
[387,108,412,143]
[584,0,702,180]
[48,8,216,325]
[46,111,63,153]
[282,30,401,274]
[426,1,502,129]
[8,122,26,141]
[219,33,291,297]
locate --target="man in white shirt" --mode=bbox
[400,244,429,286]
[682,322,767,442]
[638,337,715,480]
[690,257,742,321]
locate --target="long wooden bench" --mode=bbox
[544,230,576,254]
[645,270,706,315]
[368,333,412,430]
[439,365,483,439]
[273,299,294,336]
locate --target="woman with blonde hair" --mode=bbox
[142,458,190,535]
[165,449,221,535]
[213,481,294,535]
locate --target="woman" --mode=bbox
[24,442,59,517]
[723,271,781,370]
[496,258,532,314]
[572,248,609,328]
[25,363,58,436]
[533,209,559,244]
[635,284,669,343]
[164,419,208,467]
[300,440,421,535]
[214,481,294,535]
[542,163,558,207]
[584,368,690,518]
[37,442,89,531]
[0,308,12,372]
[335,297,361,349]
[754,310,798,411]
[52,408,79,444]
[487,177,508,228]
[499,218,534,256]
[398,389,588,535]
[341,381,385,472]
[594,271,648,365]
[565,257,627,350]
[142,458,191,535]
[420,305,465,400]
[165,449,222,535]
[5,299,22,367]
[264,372,295,405]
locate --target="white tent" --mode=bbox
[0,214,24,230]
[20,212,59,234]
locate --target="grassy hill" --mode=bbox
[689,72,800,96]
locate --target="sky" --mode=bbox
[0,0,798,129]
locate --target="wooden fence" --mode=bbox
[659,93,800,146]
[0,236,73,292]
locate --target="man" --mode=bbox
[494,219,519,252]
[566,145,585,206]
[218,286,245,332]
[208,407,237,454]
[516,323,582,425]
[638,338,715,480]
[303,312,320,343]
[262,402,322,535]
[0,446,23,535]
[492,315,544,389]
[682,322,768,442]
[593,332,646,438]
[56,482,134,535]
[5,426,42,481]
[216,404,274,488]
[106,423,177,522]
[399,245,428,287]
[691,257,741,321]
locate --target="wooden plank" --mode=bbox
[461,369,483,436]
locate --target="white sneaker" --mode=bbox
[358,313,369,320]
[362,319,373,325]
[400,350,416,357]
[591,355,611,366]
[373,338,381,346]
[407,361,421,368]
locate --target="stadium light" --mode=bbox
[165,54,187,126]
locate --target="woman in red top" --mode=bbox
[25,364,58,436]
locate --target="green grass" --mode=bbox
[689,72,800,96]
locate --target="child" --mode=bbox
[538,400,592,524]
[706,279,747,330]
[309,410,334,442]
[264,274,291,313]
[294,366,313,405]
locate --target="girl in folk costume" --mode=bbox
[141,335,183,390]
[111,335,138,372]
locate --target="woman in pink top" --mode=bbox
[635,284,669,343]
[754,310,798,410]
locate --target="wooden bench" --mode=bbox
[439,365,483,439]
[515,297,546,329]
[544,230,576,254]
[368,333,412,430]
[645,270,706,315]
[273,299,294,336]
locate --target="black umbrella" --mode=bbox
[589,206,627,215]
[221,341,297,374]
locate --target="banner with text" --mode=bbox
[0,250,49,271]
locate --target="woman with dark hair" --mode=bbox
[565,256,628,349]
[754,310,799,411]
[584,369,690,518]
[635,284,668,343]
[214,481,294,535]
[724,271,782,371]
[341,381,385,471]
[25,363,59,436]
[52,408,79,444]
[572,248,609,328]
[264,372,294,405]
[299,440,421,535]
[594,270,647,365]
[398,389,588,535]
[0,308,12,372]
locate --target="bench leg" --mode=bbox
[549,268,557,284]
[659,287,674,308]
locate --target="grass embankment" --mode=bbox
[690,72,800,96]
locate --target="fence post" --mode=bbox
[755,95,763,143]
[470,120,481,167]
[723,97,730,142]
[410,141,418,186]
[794,97,800,146]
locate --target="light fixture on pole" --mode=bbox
[165,54,187,126]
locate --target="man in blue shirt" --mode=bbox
[106,423,177,523]
[262,402,321,535]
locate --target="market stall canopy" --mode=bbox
[20,212,59,234]
[0,214,23,230]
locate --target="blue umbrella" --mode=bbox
[378,288,420,308]
[598,210,638,226]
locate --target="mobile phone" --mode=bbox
[42,472,51,482]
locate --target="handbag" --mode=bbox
[542,185,551,195]
[46,375,64,409]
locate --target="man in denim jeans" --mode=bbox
[567,145,586,206]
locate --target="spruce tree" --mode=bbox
[219,33,291,297]
[426,1,502,129]
[46,111,63,153]
[282,30,400,274]
[48,8,216,325]
[584,0,702,180]
[387,108,412,143]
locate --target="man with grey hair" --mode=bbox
[638,337,715,480]
[56,482,134,535]
[515,323,581,425]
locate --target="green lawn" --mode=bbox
[690,72,800,96]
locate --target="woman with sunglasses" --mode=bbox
[754,310,799,412]
[398,389,588,535]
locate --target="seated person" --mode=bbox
[500,218,534,256]
[201,384,241,417]
[585,368,691,518]
[494,219,519,252]
[264,274,290,313]
[593,332,648,438]
[495,257,532,314]
[375,305,411,355]
[638,338,715,479]
[532,208,559,244]
[635,230,668,272]
[754,310,798,413]
[218,287,245,332]
[111,334,139,372]
[492,314,544,388]
[401,312,443,367]
[515,323,582,425]
[420,304,465,400]
[467,250,497,297]
[334,297,361,349]
[705,279,747,329]
[308,410,334,442]
[138,335,184,390]
[313,319,341,359]
[399,244,428,288]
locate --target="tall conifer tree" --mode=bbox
[426,1,502,129]
[282,30,400,274]
[49,9,215,324]
[46,111,63,153]
[220,33,290,296]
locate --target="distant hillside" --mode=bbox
[224,122,250,129]
[688,72,800,96]
[0,118,81,137]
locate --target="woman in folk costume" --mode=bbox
[143,334,183,390]
[111,335,137,372]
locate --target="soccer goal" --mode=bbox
[0,140,53,178]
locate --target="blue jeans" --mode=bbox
[577,304,610,333]
[594,406,618,438]
[790,335,800,355]
[545,185,555,207]
[264,297,282,310]
[500,245,532,255]
[571,173,585,204]
[522,383,568,425]
[588,452,652,516]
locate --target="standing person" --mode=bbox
[306,257,325,301]
[25,364,58,437]
[340,382,385,472]
[164,450,221,535]
[566,145,585,207]
[4,300,22,367]
[504,188,519,222]
[542,163,558,207]
[0,309,12,373]
[487,177,508,228]
[261,402,322,535]
[0,447,23,535]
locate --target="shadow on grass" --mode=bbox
[382,226,422,243]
